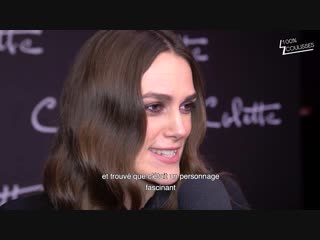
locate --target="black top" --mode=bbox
[0,190,172,210]
[0,176,250,210]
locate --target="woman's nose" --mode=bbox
[164,111,189,140]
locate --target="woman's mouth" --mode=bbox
[148,147,180,164]
[150,148,177,157]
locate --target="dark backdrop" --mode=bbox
[0,30,309,209]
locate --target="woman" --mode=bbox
[0,30,249,210]
[46,30,209,210]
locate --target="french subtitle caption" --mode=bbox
[101,173,219,191]
[101,173,219,181]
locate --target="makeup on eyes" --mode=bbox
[142,92,197,116]
[144,100,197,115]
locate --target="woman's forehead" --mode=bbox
[143,52,192,78]
[141,52,194,94]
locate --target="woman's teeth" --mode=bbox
[149,148,177,157]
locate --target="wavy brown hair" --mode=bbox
[43,30,209,210]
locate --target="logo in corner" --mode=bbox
[279,38,315,55]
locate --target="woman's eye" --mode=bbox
[181,102,196,113]
[144,103,164,113]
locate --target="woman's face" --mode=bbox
[134,51,196,185]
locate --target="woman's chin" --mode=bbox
[153,178,178,186]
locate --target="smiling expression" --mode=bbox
[134,51,196,185]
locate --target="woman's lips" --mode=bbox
[148,148,180,164]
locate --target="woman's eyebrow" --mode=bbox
[142,92,197,102]
[184,93,197,102]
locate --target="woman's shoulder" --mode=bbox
[0,192,54,210]
[219,173,251,210]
